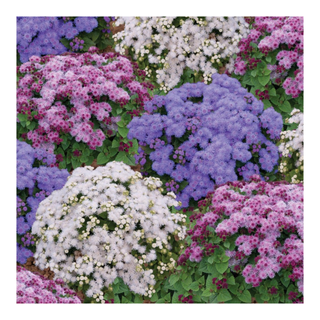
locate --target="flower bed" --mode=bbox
[15,16,304,304]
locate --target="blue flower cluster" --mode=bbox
[17,17,98,63]
[128,74,283,207]
[16,140,69,264]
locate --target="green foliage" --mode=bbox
[232,46,303,127]
[60,17,115,52]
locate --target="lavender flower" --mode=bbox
[128,74,283,207]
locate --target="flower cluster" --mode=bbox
[179,176,303,298]
[278,109,303,183]
[113,17,250,91]
[17,140,69,264]
[17,50,153,170]
[128,74,283,207]
[17,266,81,303]
[234,17,303,98]
[17,17,98,63]
[32,161,186,302]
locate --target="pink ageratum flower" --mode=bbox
[16,266,81,303]
[179,175,303,294]
[234,17,303,98]
[17,50,153,152]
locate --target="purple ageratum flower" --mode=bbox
[128,74,282,207]
[16,140,69,263]
[17,17,98,62]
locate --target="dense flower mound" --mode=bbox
[17,266,81,303]
[278,109,303,183]
[32,161,186,302]
[178,176,303,298]
[17,17,98,63]
[114,17,250,91]
[234,17,303,98]
[17,140,69,264]
[128,74,283,207]
[17,50,153,170]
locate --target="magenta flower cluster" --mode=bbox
[179,175,303,294]
[17,50,151,153]
[234,17,303,98]
[17,266,81,303]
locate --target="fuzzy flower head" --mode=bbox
[278,109,303,183]
[32,161,186,301]
[17,51,154,170]
[179,177,303,297]
[234,17,303,99]
[16,140,69,264]
[17,265,81,303]
[113,16,250,91]
[128,74,283,207]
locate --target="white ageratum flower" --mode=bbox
[278,109,303,183]
[32,161,186,298]
[113,16,249,90]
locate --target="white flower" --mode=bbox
[32,161,186,297]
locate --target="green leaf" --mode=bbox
[208,256,215,264]
[90,30,100,42]
[217,289,232,302]
[85,155,95,166]
[111,139,120,148]
[228,283,239,295]
[117,119,125,127]
[215,261,229,274]
[97,152,109,165]
[189,282,199,292]
[71,158,81,170]
[108,147,118,159]
[181,275,193,291]
[251,70,257,77]
[17,113,27,122]
[134,295,143,303]
[198,276,205,285]
[201,289,212,297]
[263,99,272,108]
[279,100,292,113]
[61,139,70,150]
[118,127,129,138]
[269,87,277,96]
[150,292,159,302]
[121,296,131,303]
[258,75,270,86]
[238,289,251,303]
[115,151,127,163]
[172,292,180,303]
[169,274,180,286]
[227,276,235,285]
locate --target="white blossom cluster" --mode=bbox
[32,161,187,299]
[278,109,303,183]
[113,17,250,91]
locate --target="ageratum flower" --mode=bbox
[17,50,153,170]
[17,266,81,303]
[114,17,250,91]
[178,176,303,297]
[17,17,99,63]
[128,74,283,207]
[32,161,186,302]
[278,109,303,183]
[16,140,69,264]
[234,17,303,98]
